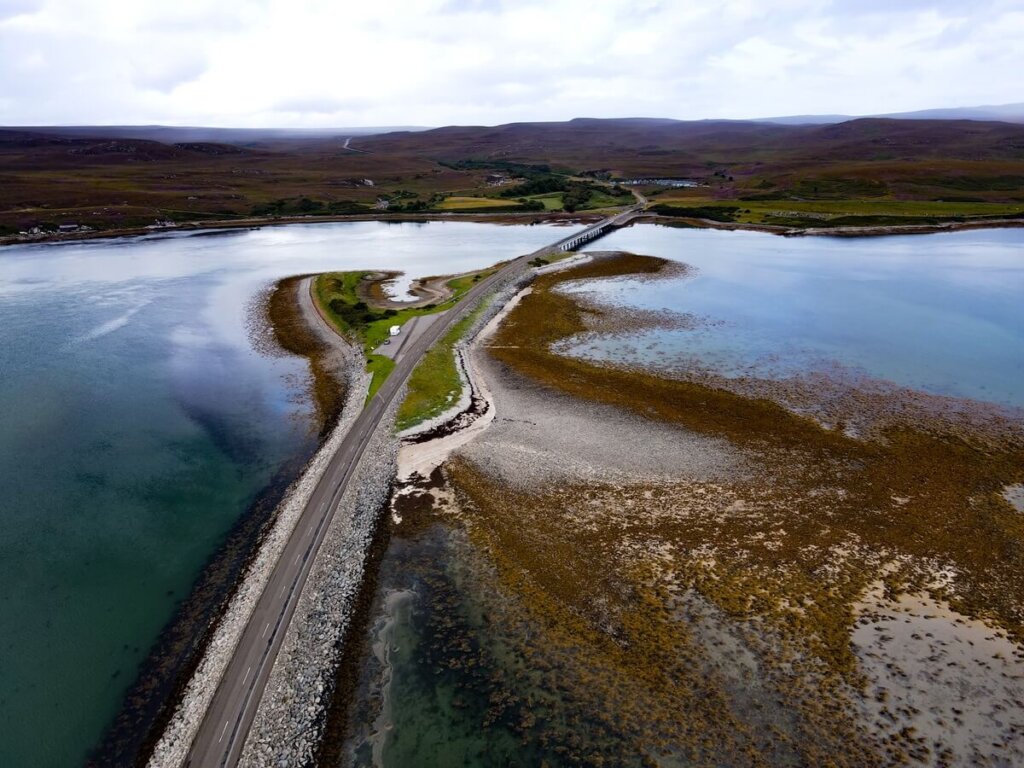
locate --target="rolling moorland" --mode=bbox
[2,116,1024,238]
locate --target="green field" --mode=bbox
[525,192,565,210]
[581,190,634,210]
[437,196,518,210]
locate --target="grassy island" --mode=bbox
[312,267,494,407]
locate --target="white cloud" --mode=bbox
[0,0,1020,126]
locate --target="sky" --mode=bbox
[1,0,1022,128]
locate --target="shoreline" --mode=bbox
[639,212,1024,238]
[86,457,309,768]
[4,209,1023,251]
[0,210,601,249]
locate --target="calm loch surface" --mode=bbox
[0,220,577,766]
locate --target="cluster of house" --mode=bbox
[16,223,94,239]
[622,178,700,187]
[485,173,517,186]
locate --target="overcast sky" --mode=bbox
[1,0,1022,127]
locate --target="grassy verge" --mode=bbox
[395,300,489,431]
[365,355,396,400]
[445,267,497,298]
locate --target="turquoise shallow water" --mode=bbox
[579,226,1024,408]
[0,221,578,767]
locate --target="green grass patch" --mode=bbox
[366,354,396,400]
[580,193,629,210]
[446,267,498,298]
[396,301,489,431]
[650,204,740,222]
[525,192,565,211]
[314,272,431,398]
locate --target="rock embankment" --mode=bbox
[147,284,365,768]
[235,263,551,763]
[238,377,400,766]
[151,253,602,767]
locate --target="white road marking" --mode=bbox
[262,622,270,638]
[219,719,229,743]
[242,665,251,685]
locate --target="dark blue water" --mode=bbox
[580,226,1024,408]
[0,221,579,767]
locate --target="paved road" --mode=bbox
[375,311,445,361]
[183,204,641,767]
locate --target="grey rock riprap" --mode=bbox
[237,267,543,763]
[234,265,559,763]
[147,333,366,768]
[239,378,399,766]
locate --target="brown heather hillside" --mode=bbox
[2,117,1023,236]
[360,117,1024,200]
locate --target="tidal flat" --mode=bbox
[340,233,1024,767]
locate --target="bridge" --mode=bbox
[549,205,641,252]
[181,202,642,768]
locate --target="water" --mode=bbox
[0,220,578,767]
[578,226,1024,408]
[343,520,657,768]
[340,225,1024,768]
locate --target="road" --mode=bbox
[183,203,641,767]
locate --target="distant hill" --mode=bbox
[1,125,428,146]
[760,102,1024,125]
[358,116,1024,176]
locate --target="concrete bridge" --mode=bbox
[549,205,642,253]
